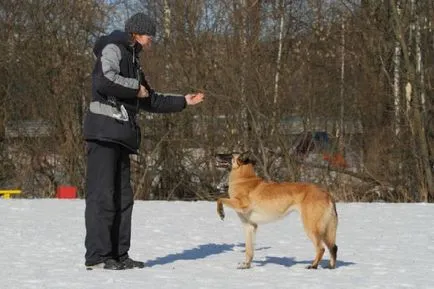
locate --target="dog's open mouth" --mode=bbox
[215,154,232,169]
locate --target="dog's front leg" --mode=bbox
[216,198,226,220]
[238,222,257,269]
[216,197,247,220]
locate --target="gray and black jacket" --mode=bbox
[83,30,186,153]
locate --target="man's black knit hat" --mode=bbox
[125,13,156,37]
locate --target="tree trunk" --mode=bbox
[390,0,433,201]
[239,0,249,150]
[393,1,401,136]
[337,16,346,151]
[271,0,284,136]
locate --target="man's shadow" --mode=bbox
[144,243,236,267]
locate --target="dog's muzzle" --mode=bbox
[215,154,232,169]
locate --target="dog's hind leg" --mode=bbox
[306,232,325,269]
[301,212,325,269]
[238,222,257,269]
[325,243,338,269]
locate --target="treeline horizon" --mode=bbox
[0,0,432,202]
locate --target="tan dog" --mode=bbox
[216,152,338,269]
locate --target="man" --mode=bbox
[83,12,204,270]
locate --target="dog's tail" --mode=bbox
[325,200,338,245]
[323,199,338,268]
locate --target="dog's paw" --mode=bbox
[237,262,251,270]
[306,264,318,270]
[217,204,225,220]
[217,210,225,220]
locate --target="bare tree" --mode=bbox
[1,0,432,202]
[0,0,107,197]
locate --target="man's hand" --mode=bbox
[185,92,204,105]
[137,85,149,98]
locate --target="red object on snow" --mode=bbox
[56,186,77,199]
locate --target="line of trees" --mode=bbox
[0,0,432,202]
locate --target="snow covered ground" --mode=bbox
[1,200,433,289]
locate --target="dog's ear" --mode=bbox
[238,151,256,165]
[238,151,250,162]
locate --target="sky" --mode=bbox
[1,200,433,289]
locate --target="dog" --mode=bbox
[216,152,338,269]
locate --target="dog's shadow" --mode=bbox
[254,256,355,269]
[144,242,355,269]
[144,243,236,267]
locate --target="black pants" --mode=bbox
[84,140,134,265]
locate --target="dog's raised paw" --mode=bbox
[217,206,225,220]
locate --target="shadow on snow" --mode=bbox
[144,243,236,267]
[254,256,356,269]
[144,242,355,269]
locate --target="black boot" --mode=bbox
[86,259,126,270]
[122,258,145,269]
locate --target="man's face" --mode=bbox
[134,34,153,48]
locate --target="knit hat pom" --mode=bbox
[125,12,156,37]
